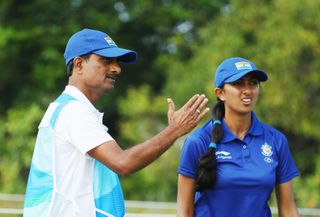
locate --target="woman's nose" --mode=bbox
[241,82,252,93]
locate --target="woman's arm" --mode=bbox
[177,174,196,217]
[275,181,300,217]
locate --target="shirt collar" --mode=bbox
[219,112,263,143]
[246,112,263,136]
[63,85,103,119]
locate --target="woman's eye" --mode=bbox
[250,79,259,85]
[231,81,241,86]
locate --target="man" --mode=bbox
[23,28,209,217]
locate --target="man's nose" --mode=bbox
[111,62,121,74]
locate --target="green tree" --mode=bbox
[0,104,42,192]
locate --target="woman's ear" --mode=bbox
[214,88,225,101]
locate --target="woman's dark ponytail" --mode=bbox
[195,98,224,192]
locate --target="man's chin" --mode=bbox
[103,85,115,93]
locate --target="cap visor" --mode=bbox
[225,69,268,84]
[94,47,137,63]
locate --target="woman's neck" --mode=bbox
[224,111,252,140]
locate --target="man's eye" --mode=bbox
[104,58,111,64]
[104,58,119,64]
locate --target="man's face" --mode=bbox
[80,54,122,95]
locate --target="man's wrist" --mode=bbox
[164,125,184,139]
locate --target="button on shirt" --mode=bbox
[178,113,299,217]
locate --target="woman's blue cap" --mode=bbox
[214,57,268,88]
[64,28,137,65]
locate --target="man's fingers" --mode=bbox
[183,94,200,108]
[196,96,208,112]
[167,95,210,136]
[196,107,210,121]
[190,94,207,112]
[167,98,175,114]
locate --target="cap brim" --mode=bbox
[225,69,268,84]
[94,47,137,63]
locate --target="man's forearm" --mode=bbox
[121,125,182,175]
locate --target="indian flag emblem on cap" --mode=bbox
[235,62,252,70]
[104,37,117,46]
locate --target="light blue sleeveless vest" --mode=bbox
[23,93,126,217]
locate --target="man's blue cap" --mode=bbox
[64,28,137,65]
[214,57,268,88]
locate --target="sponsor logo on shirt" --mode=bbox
[216,151,232,160]
[261,143,273,163]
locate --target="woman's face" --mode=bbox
[215,74,260,116]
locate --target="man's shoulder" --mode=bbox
[60,100,94,118]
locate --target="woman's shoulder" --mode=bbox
[259,121,286,138]
[252,113,286,138]
[255,121,289,149]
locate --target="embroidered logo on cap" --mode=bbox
[235,62,252,70]
[104,37,117,46]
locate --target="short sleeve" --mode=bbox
[58,101,114,155]
[275,134,299,184]
[178,136,207,179]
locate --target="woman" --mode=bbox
[177,57,300,217]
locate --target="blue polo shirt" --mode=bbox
[178,113,299,217]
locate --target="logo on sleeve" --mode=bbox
[261,143,273,163]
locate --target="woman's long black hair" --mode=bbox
[195,98,225,192]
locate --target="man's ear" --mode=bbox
[214,88,225,101]
[73,57,84,73]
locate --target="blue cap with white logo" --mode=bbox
[214,57,268,88]
[64,28,137,65]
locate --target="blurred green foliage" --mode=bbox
[0,0,319,209]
